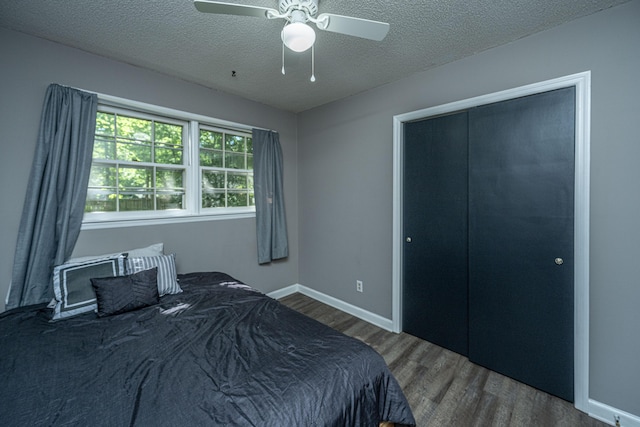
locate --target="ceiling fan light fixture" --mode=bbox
[281,22,316,52]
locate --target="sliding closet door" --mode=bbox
[403,112,469,356]
[468,87,575,401]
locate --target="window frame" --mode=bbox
[199,123,255,213]
[82,94,256,231]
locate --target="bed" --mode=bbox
[0,269,415,426]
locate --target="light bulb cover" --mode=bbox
[281,22,316,52]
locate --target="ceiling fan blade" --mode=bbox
[194,1,276,18]
[316,13,390,41]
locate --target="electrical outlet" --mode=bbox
[356,280,363,293]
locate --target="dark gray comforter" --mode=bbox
[0,272,415,426]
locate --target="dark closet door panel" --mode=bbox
[468,87,575,401]
[403,111,469,356]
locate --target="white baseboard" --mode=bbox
[267,286,639,427]
[589,399,640,427]
[268,283,394,332]
[266,284,299,300]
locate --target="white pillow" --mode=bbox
[66,243,164,264]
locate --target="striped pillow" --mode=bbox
[126,253,182,296]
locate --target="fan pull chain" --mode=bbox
[310,45,316,82]
[281,42,286,75]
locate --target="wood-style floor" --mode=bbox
[278,293,606,427]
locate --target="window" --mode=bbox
[83,101,254,228]
[200,126,254,209]
[86,109,187,214]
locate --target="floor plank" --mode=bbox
[278,293,605,427]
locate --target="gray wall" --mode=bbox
[297,0,640,417]
[2,0,639,419]
[0,27,299,308]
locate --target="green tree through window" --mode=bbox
[200,127,253,209]
[85,104,254,223]
[87,110,185,213]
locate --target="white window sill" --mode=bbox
[81,211,255,230]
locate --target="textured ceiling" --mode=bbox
[0,0,629,112]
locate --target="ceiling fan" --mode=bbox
[194,0,390,81]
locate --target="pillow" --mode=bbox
[91,268,159,317]
[66,243,164,264]
[126,253,182,296]
[52,255,127,320]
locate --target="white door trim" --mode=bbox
[391,71,591,412]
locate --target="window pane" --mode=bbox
[157,168,185,211]
[119,166,152,192]
[246,137,253,153]
[155,122,182,145]
[155,122,183,165]
[157,193,184,210]
[200,149,223,167]
[155,145,183,165]
[200,129,223,150]
[225,134,245,153]
[227,191,248,207]
[95,112,115,137]
[88,164,116,187]
[86,164,117,213]
[93,136,116,160]
[202,192,225,208]
[227,172,248,189]
[85,190,117,213]
[117,115,152,142]
[246,176,254,207]
[118,141,152,163]
[156,168,184,190]
[202,170,225,189]
[225,152,245,169]
[119,194,154,211]
[246,154,253,170]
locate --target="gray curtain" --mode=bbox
[7,84,98,309]
[252,129,288,264]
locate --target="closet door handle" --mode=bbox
[406,237,412,243]
[555,257,564,265]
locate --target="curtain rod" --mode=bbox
[58,83,275,133]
